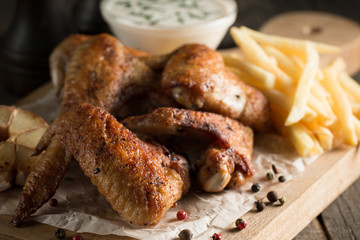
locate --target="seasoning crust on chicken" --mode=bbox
[61,33,155,114]
[13,103,190,226]
[161,44,271,132]
[122,107,254,192]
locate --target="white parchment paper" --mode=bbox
[0,88,317,239]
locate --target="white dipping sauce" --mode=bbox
[104,0,227,28]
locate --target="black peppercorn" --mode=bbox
[255,200,265,211]
[55,228,66,239]
[278,175,286,182]
[49,198,58,207]
[267,191,279,203]
[251,183,261,192]
[271,164,279,174]
[179,229,193,240]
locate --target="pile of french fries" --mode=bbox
[224,26,360,157]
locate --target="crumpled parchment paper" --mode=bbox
[0,87,316,239]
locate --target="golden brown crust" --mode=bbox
[161,44,271,132]
[61,33,155,115]
[122,107,254,192]
[13,104,190,226]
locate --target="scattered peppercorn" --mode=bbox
[279,196,286,205]
[179,229,193,240]
[177,210,187,220]
[235,218,247,230]
[49,198,58,207]
[93,168,100,174]
[55,228,66,239]
[72,234,83,240]
[267,191,279,203]
[212,233,222,240]
[278,175,286,182]
[271,164,279,174]
[266,171,274,180]
[251,183,261,192]
[255,200,265,211]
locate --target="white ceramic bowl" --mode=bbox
[100,0,237,54]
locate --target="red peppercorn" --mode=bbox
[212,233,222,240]
[177,210,187,220]
[235,218,247,230]
[72,234,83,240]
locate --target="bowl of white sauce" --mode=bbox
[100,0,237,54]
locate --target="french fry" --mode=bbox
[286,123,316,157]
[304,121,334,150]
[222,54,276,89]
[263,45,300,80]
[240,26,340,53]
[285,43,319,126]
[322,58,357,145]
[339,71,360,103]
[230,27,294,91]
[308,94,337,126]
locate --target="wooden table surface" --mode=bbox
[1,0,360,239]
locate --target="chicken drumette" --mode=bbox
[123,107,254,192]
[162,44,271,132]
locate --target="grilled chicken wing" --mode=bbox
[61,33,155,114]
[161,44,271,132]
[12,34,160,226]
[122,107,253,192]
[13,103,190,226]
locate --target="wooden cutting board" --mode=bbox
[1,11,360,240]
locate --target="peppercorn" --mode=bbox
[251,183,261,192]
[279,196,286,205]
[278,175,286,182]
[55,228,66,239]
[72,234,83,240]
[179,229,193,240]
[235,218,247,230]
[271,164,279,174]
[49,198,58,207]
[267,191,279,203]
[212,233,222,240]
[266,171,274,180]
[177,210,187,220]
[255,200,265,211]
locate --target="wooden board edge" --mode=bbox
[222,146,360,240]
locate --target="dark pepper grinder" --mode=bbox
[0,0,72,95]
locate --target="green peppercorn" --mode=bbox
[267,191,279,203]
[278,175,286,182]
[255,200,265,211]
[55,228,66,239]
[266,171,274,180]
[279,196,286,205]
[179,229,193,240]
[251,183,261,192]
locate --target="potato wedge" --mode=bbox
[0,105,14,141]
[9,108,47,137]
[0,141,16,192]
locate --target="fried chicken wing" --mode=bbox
[161,44,271,132]
[61,33,155,114]
[122,107,253,192]
[13,103,190,226]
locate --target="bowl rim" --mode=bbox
[100,0,238,32]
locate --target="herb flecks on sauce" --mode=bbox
[106,0,226,27]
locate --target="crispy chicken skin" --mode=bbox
[13,103,190,226]
[161,44,271,132]
[122,107,254,192]
[50,34,91,94]
[61,33,155,114]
